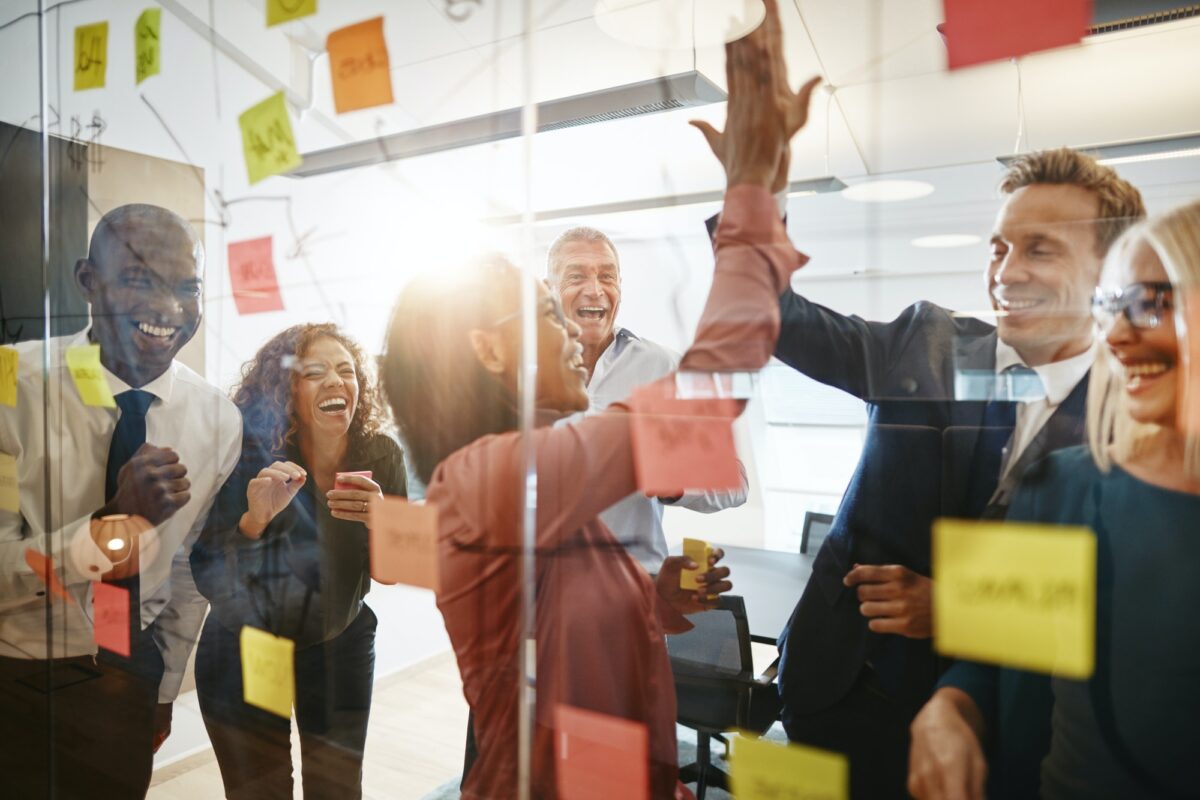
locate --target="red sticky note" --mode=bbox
[555,704,649,800]
[327,17,394,114]
[369,495,439,592]
[942,0,1092,70]
[93,581,130,657]
[24,548,74,605]
[228,236,284,315]
[628,378,742,497]
[335,470,373,491]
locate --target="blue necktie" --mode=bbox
[964,366,1040,517]
[105,390,154,502]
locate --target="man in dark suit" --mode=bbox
[768,148,1145,798]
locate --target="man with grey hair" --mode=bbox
[546,225,748,570]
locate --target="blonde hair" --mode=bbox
[1087,199,1200,479]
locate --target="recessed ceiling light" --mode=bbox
[911,234,981,248]
[594,0,765,49]
[842,180,934,203]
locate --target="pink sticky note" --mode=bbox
[24,548,75,605]
[335,470,373,491]
[369,495,439,592]
[555,704,649,800]
[93,581,130,657]
[228,236,284,315]
[628,379,742,497]
[942,0,1091,70]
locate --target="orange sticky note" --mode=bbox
[554,704,649,800]
[942,0,1090,70]
[0,346,17,407]
[93,581,130,657]
[731,734,848,800]
[327,17,394,114]
[74,21,108,90]
[369,496,439,592]
[240,626,295,718]
[228,236,284,315]
[24,549,74,605]
[628,380,741,496]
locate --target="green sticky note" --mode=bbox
[267,0,317,27]
[240,626,295,718]
[135,8,161,85]
[0,453,18,513]
[74,22,108,91]
[65,344,115,408]
[731,734,848,800]
[0,347,16,407]
[238,92,302,184]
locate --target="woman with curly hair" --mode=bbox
[190,323,406,800]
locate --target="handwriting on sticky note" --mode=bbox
[628,380,741,497]
[681,537,711,591]
[555,704,648,800]
[267,0,317,27]
[240,626,295,718]
[74,21,108,90]
[66,344,115,408]
[0,452,18,513]
[327,17,394,114]
[24,549,74,605]
[135,8,161,84]
[369,496,438,592]
[93,582,130,657]
[238,92,302,184]
[228,237,284,314]
[933,518,1095,678]
[731,734,848,800]
[0,347,16,407]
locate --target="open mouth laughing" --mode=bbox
[132,320,180,349]
[317,396,350,416]
[575,305,609,322]
[1120,357,1174,394]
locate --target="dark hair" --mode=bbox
[231,323,386,457]
[381,256,519,485]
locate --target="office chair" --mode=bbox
[800,511,834,555]
[668,595,780,800]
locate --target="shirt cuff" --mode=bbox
[65,516,114,582]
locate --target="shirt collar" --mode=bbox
[994,339,1094,406]
[74,326,178,405]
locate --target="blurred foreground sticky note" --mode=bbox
[93,581,130,657]
[732,735,848,799]
[681,537,712,591]
[933,518,1095,678]
[327,17,394,114]
[554,704,648,800]
[228,236,284,314]
[0,452,18,512]
[1179,287,1200,438]
[369,496,439,592]
[942,0,1090,70]
[24,549,74,605]
[628,381,741,496]
[238,92,302,184]
[135,8,161,84]
[0,346,17,407]
[267,0,317,27]
[240,626,295,718]
[74,21,108,90]
[66,344,116,408]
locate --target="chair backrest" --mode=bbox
[666,595,752,681]
[800,511,834,554]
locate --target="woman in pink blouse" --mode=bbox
[379,3,817,796]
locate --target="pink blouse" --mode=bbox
[426,185,806,799]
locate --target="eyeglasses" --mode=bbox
[1092,281,1174,331]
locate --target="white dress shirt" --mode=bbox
[0,330,241,701]
[566,328,749,571]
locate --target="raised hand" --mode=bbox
[240,461,306,539]
[101,443,191,526]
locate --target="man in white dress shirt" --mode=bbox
[0,204,241,797]
[547,226,748,571]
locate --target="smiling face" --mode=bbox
[76,207,203,386]
[292,336,361,440]
[987,184,1105,365]
[1100,240,1179,428]
[550,239,622,352]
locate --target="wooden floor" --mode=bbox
[148,651,469,800]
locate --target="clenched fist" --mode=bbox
[99,443,191,526]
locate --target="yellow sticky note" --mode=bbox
[135,8,161,85]
[267,0,317,27]
[74,21,108,90]
[933,519,1095,679]
[0,453,18,513]
[240,626,295,718]
[0,347,17,407]
[681,537,712,590]
[238,92,302,185]
[731,734,848,800]
[65,345,115,408]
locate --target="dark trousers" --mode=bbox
[195,605,377,800]
[0,585,165,799]
[780,666,911,800]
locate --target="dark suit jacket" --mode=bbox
[773,291,1090,723]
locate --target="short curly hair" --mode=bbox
[231,323,386,457]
